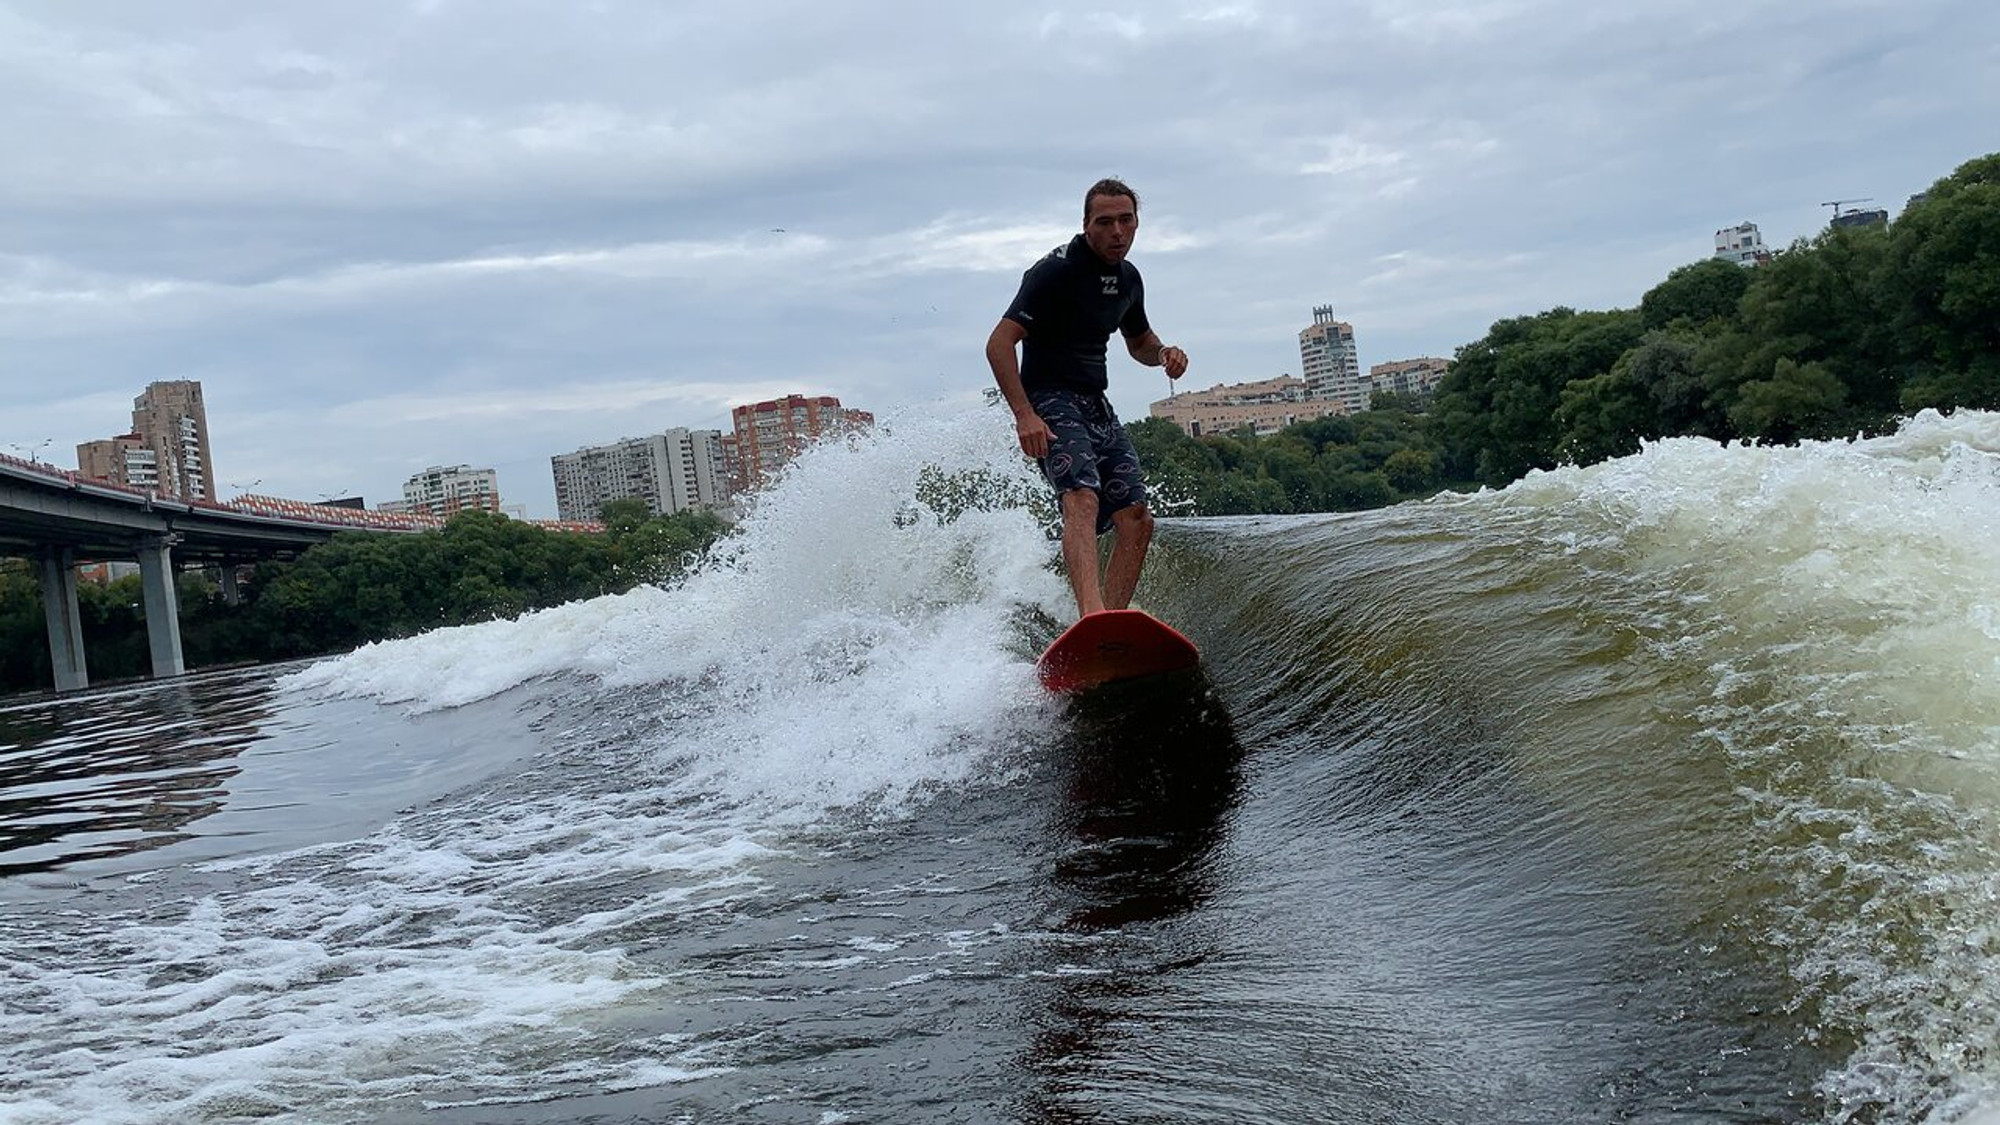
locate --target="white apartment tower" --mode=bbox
[1714,222,1769,267]
[550,428,728,523]
[1299,306,1365,413]
[393,464,501,517]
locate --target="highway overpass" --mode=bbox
[1,455,402,691]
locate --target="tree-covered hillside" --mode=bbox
[1145,151,2000,502]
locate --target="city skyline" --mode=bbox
[1150,305,1452,437]
[4,2,1992,518]
[47,377,849,521]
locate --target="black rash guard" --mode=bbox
[1002,234,1151,395]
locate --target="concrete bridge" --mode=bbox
[1,456,406,691]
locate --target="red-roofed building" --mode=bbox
[724,394,873,493]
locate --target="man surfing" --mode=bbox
[984,178,1190,621]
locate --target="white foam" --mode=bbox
[1491,409,2000,772]
[285,401,1069,817]
[0,823,736,1123]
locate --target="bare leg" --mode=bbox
[1103,504,1153,611]
[1059,488,1106,618]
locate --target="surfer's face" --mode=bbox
[1083,194,1138,264]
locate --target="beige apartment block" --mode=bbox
[1151,356,1454,438]
[1368,357,1452,398]
[75,433,159,492]
[1148,375,1345,438]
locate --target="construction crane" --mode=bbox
[1821,198,1874,220]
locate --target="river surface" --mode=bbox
[5,406,2000,1124]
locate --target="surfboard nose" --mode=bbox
[1036,610,1200,693]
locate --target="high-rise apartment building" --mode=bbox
[390,464,502,518]
[1299,306,1365,413]
[726,394,873,492]
[76,381,214,499]
[550,428,728,522]
[1714,222,1770,267]
[78,381,218,500]
[667,429,727,513]
[131,380,216,501]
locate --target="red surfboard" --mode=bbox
[1036,610,1201,694]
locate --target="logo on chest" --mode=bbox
[1101,275,1119,296]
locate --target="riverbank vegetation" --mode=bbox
[1132,150,1998,510]
[0,504,725,695]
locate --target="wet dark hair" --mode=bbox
[1084,178,1140,220]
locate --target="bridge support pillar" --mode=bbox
[136,538,186,679]
[38,547,88,692]
[219,565,241,606]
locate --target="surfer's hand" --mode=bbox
[1016,412,1054,460]
[1160,346,1189,379]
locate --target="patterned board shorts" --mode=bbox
[1028,389,1148,534]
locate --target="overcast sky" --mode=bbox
[4,0,1993,516]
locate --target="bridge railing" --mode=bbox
[4,454,604,535]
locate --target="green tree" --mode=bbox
[1201,473,1289,515]
[1640,257,1750,331]
[1310,468,1395,510]
[1255,436,1318,509]
[599,497,651,535]
[613,508,729,585]
[1288,414,1358,452]
[1434,307,1645,485]
[1727,224,1901,427]
[1555,365,1653,465]
[1125,418,1224,514]
[3,504,716,695]
[1119,149,2000,512]
[1380,448,1440,494]
[1555,328,1718,464]
[1727,357,1851,443]
[1623,329,1714,433]
[1886,154,2000,410]
[0,561,50,690]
